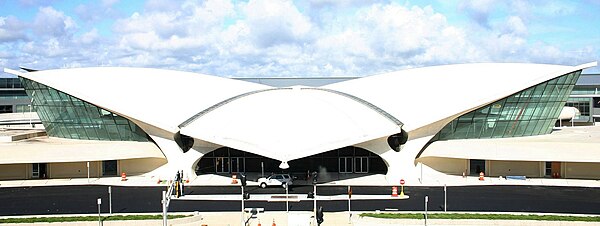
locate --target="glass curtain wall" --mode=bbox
[20,77,148,142]
[434,70,581,141]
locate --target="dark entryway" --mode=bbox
[32,163,47,179]
[470,159,486,175]
[102,160,118,176]
[196,146,387,176]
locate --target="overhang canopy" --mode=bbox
[420,126,600,163]
[0,137,164,164]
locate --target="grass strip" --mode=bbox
[360,213,600,222]
[0,214,189,224]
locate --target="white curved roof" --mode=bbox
[6,67,269,134]
[179,87,401,162]
[4,62,596,162]
[325,62,597,139]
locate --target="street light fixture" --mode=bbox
[97,198,102,226]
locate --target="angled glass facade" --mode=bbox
[20,78,149,142]
[434,70,581,141]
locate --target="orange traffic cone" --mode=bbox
[231,174,238,184]
[479,172,485,181]
[272,218,276,226]
[121,172,127,181]
[391,186,398,197]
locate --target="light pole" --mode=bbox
[285,183,289,213]
[97,198,102,226]
[162,190,167,226]
[313,184,317,225]
[108,186,112,215]
[424,195,428,226]
[87,162,90,183]
[347,186,352,223]
[444,184,447,212]
[241,184,244,226]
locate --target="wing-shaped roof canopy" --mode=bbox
[179,87,401,162]
[5,67,270,134]
[326,62,597,139]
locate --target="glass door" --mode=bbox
[339,157,353,173]
[230,157,245,173]
[354,157,368,173]
[32,163,40,178]
[215,157,229,173]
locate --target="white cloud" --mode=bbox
[33,7,77,37]
[243,0,313,48]
[1,1,597,75]
[0,16,27,42]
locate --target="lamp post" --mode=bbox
[87,162,90,183]
[97,198,102,226]
[285,182,289,213]
[347,186,352,223]
[108,186,112,215]
[444,184,447,212]
[424,196,428,226]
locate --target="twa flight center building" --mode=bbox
[2,62,599,184]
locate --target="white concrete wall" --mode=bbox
[356,135,433,185]
[418,157,467,175]
[120,158,166,176]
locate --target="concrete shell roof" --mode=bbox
[326,62,597,139]
[7,67,270,134]
[179,87,401,162]
[4,62,597,163]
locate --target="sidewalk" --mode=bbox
[2,173,600,188]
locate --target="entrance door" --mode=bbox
[215,157,229,173]
[32,163,47,179]
[339,157,353,173]
[551,162,561,178]
[469,159,485,175]
[103,160,118,176]
[230,157,245,173]
[354,157,368,173]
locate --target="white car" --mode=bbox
[257,174,293,188]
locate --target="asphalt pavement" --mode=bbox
[1,185,599,216]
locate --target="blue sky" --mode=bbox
[0,0,598,77]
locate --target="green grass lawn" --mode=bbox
[360,213,600,222]
[0,214,189,224]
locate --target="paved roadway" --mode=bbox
[1,185,599,216]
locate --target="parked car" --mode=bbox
[257,174,293,188]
